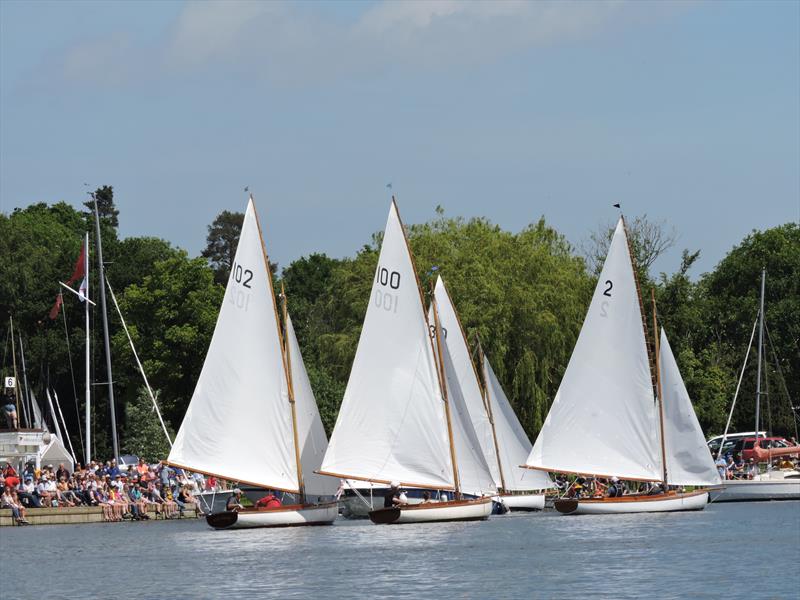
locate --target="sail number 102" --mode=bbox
[228,261,254,312]
[374,266,401,313]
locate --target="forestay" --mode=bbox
[286,314,339,498]
[432,276,501,486]
[660,329,721,487]
[319,201,454,490]
[168,198,298,492]
[484,358,554,491]
[526,218,662,481]
[441,340,497,497]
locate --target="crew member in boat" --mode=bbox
[383,481,406,508]
[607,476,623,498]
[226,488,245,512]
[255,491,282,509]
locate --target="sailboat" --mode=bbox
[318,199,494,524]
[167,197,338,529]
[524,217,719,515]
[711,269,800,503]
[432,276,554,511]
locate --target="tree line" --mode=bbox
[1,189,797,461]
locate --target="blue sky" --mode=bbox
[1,0,798,277]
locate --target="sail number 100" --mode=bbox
[374,266,401,313]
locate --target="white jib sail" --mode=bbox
[526,218,662,481]
[484,358,554,491]
[285,313,339,498]
[320,200,454,490]
[441,340,497,497]
[660,328,721,487]
[168,198,298,492]
[432,276,501,486]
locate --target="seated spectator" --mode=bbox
[3,463,20,489]
[17,476,42,508]
[37,474,56,507]
[56,463,69,482]
[2,485,29,524]
[135,458,148,477]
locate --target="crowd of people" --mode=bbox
[714,452,798,480]
[0,458,201,525]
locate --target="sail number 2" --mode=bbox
[600,279,612,317]
[374,266,401,313]
[228,261,254,312]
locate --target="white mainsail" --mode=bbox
[319,200,454,489]
[659,328,720,487]
[432,277,501,486]
[168,198,298,492]
[286,314,339,498]
[526,218,662,481]
[441,340,497,497]
[484,358,554,491]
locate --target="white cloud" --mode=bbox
[39,0,686,88]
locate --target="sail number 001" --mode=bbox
[228,261,254,312]
[374,266,400,313]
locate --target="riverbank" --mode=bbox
[0,502,200,526]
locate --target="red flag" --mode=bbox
[48,239,87,319]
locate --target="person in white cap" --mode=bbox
[383,481,406,508]
[226,488,244,512]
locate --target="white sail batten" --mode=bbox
[441,341,497,497]
[286,314,339,498]
[431,277,501,486]
[484,358,554,491]
[168,199,299,492]
[526,218,662,481]
[319,201,455,490]
[660,329,721,487]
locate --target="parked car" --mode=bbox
[740,437,799,462]
[118,454,140,472]
[707,432,766,457]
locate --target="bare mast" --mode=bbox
[92,196,120,462]
[754,268,766,438]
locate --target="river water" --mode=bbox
[2,501,798,599]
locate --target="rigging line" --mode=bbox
[717,315,759,459]
[1,326,9,379]
[106,277,172,447]
[60,292,85,454]
[763,322,799,441]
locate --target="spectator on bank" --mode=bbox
[2,391,17,429]
[2,486,29,524]
[17,476,42,508]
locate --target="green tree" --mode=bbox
[83,185,120,228]
[121,387,175,462]
[202,210,244,284]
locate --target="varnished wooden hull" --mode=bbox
[369,497,492,524]
[554,490,709,515]
[206,502,338,529]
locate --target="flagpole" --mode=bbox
[84,231,91,464]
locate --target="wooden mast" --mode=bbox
[392,196,461,496]
[430,283,462,499]
[476,335,507,493]
[622,216,665,487]
[281,282,306,502]
[251,194,305,499]
[651,288,668,486]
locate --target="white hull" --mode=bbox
[498,493,545,512]
[711,476,800,503]
[555,491,709,515]
[206,503,338,529]
[369,497,491,524]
